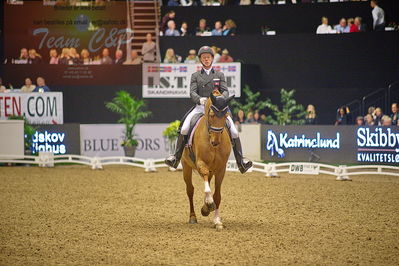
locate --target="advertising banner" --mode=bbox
[32,124,81,155]
[3,1,142,87]
[80,124,170,159]
[0,92,63,124]
[261,125,399,165]
[142,63,241,98]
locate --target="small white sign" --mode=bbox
[288,163,320,175]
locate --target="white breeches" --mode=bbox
[180,105,239,138]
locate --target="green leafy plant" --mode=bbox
[230,85,269,115]
[163,120,181,141]
[7,115,37,150]
[105,91,151,147]
[263,89,307,125]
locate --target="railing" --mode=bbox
[343,80,399,117]
[1,154,399,180]
[361,87,387,115]
[388,79,399,106]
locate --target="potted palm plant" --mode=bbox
[105,90,151,157]
[163,120,181,154]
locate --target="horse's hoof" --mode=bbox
[201,205,210,217]
[215,224,224,231]
[188,216,197,224]
[206,202,216,213]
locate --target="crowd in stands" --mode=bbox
[230,103,398,126]
[161,10,237,36]
[0,77,51,93]
[335,103,399,126]
[316,0,385,33]
[11,34,157,65]
[163,46,234,63]
[166,0,369,6]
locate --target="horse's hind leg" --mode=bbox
[182,161,197,224]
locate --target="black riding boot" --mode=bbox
[232,137,253,174]
[165,134,187,168]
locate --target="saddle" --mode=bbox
[186,113,204,163]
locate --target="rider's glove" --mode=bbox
[200,97,207,105]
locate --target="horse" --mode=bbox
[181,90,234,230]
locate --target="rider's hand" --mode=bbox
[200,97,207,105]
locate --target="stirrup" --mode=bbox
[237,159,253,174]
[165,155,180,169]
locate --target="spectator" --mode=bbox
[161,10,176,34]
[124,50,142,65]
[100,48,113,64]
[374,107,383,125]
[180,22,189,36]
[163,48,179,63]
[365,114,375,126]
[245,111,254,124]
[49,49,59,64]
[184,49,199,64]
[69,47,82,64]
[390,103,398,125]
[260,114,268,124]
[316,17,333,34]
[28,49,42,64]
[59,48,71,65]
[305,104,317,124]
[142,33,156,62]
[219,49,234,63]
[211,46,221,63]
[370,0,385,31]
[235,109,245,125]
[21,78,36,93]
[167,0,179,6]
[165,20,180,36]
[196,19,210,36]
[354,17,366,32]
[33,77,50,92]
[80,49,91,64]
[335,106,351,125]
[0,78,6,92]
[240,0,251,5]
[222,19,237,36]
[356,116,364,126]
[212,21,223,36]
[114,50,124,64]
[368,106,376,120]
[334,18,349,33]
[253,110,262,124]
[254,0,270,4]
[19,48,29,60]
[381,115,392,126]
[347,18,355,31]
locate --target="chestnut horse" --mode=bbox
[181,90,234,230]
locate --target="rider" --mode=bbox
[165,46,253,174]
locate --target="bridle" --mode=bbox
[207,104,228,134]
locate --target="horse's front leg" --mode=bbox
[197,161,216,216]
[213,167,226,230]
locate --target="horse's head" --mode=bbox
[205,90,234,147]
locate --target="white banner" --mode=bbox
[0,92,63,124]
[80,124,171,159]
[142,63,241,98]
